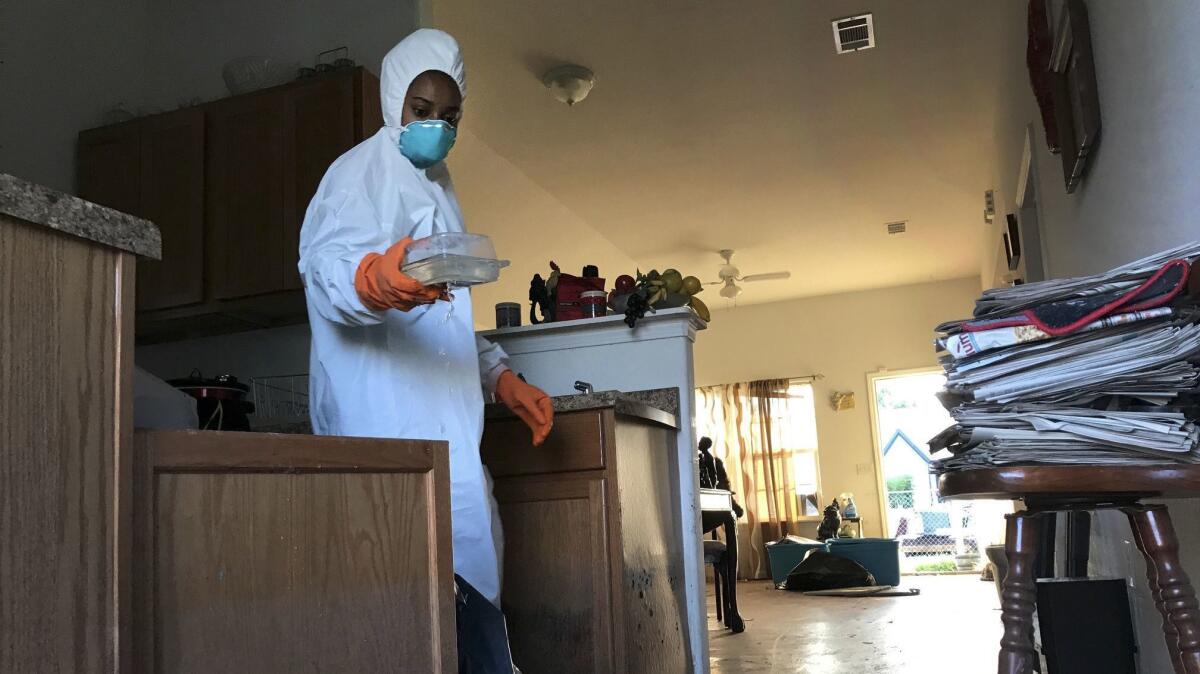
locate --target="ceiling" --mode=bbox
[437,0,1010,306]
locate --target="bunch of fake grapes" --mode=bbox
[620,269,710,328]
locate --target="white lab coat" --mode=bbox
[298,29,509,604]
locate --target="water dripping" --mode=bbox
[442,284,458,323]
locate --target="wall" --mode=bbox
[451,130,639,318]
[693,277,982,538]
[140,0,419,112]
[136,323,312,382]
[0,0,420,194]
[988,3,1200,672]
[0,0,149,192]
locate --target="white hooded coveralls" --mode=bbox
[298,29,509,604]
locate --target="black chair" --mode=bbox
[703,538,732,626]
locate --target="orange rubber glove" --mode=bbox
[354,237,445,311]
[496,370,554,446]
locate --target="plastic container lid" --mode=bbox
[401,233,510,287]
[405,232,499,263]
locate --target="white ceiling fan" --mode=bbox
[706,249,792,299]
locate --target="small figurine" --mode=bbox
[817,499,842,540]
[529,274,553,324]
[838,492,858,519]
[546,261,561,299]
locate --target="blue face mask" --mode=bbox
[398,120,457,169]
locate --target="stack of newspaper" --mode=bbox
[931,242,1200,473]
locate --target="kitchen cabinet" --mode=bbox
[76,68,382,342]
[131,430,457,673]
[1,174,160,674]
[140,110,206,309]
[282,72,358,290]
[206,92,287,300]
[481,402,690,673]
[79,109,205,312]
[480,309,709,671]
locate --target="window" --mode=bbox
[770,381,822,518]
[695,378,822,521]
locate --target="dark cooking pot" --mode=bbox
[168,371,250,402]
[168,371,255,430]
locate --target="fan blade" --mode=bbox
[740,271,792,282]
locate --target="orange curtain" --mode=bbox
[697,378,809,580]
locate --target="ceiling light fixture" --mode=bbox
[542,65,595,106]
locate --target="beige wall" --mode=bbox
[987,3,1200,672]
[450,130,638,325]
[694,276,981,538]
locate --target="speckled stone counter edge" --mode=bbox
[255,388,681,434]
[0,173,162,259]
[484,388,680,429]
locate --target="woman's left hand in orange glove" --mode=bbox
[495,370,554,446]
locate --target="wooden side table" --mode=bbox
[841,515,864,538]
[940,465,1200,674]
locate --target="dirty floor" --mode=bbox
[708,574,1001,673]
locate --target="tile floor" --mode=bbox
[707,574,1002,673]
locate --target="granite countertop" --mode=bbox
[0,173,161,259]
[484,387,679,429]
[254,388,680,434]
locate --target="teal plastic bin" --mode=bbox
[827,538,901,587]
[765,538,829,586]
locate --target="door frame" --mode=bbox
[864,366,946,538]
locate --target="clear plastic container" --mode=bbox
[402,233,510,287]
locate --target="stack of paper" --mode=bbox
[931,244,1200,473]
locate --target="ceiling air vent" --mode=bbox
[886,221,907,235]
[833,13,875,54]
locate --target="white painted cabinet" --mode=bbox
[479,307,709,673]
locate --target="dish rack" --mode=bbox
[250,374,310,425]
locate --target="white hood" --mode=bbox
[380,28,466,128]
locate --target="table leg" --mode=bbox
[1065,511,1091,578]
[1125,507,1182,674]
[998,511,1041,674]
[1124,505,1200,674]
[714,559,723,623]
[723,517,744,633]
[1035,513,1056,579]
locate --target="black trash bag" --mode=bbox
[455,575,516,674]
[783,551,877,592]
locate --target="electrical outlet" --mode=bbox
[856,462,874,475]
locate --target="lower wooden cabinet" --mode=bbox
[482,405,689,673]
[0,207,138,674]
[131,430,457,673]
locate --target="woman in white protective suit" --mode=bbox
[297,28,554,622]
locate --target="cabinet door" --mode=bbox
[138,110,206,310]
[493,478,614,673]
[133,431,458,673]
[78,122,142,217]
[282,74,356,290]
[206,94,286,300]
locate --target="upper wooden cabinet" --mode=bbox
[140,110,206,310]
[76,68,382,342]
[206,91,287,301]
[282,73,358,291]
